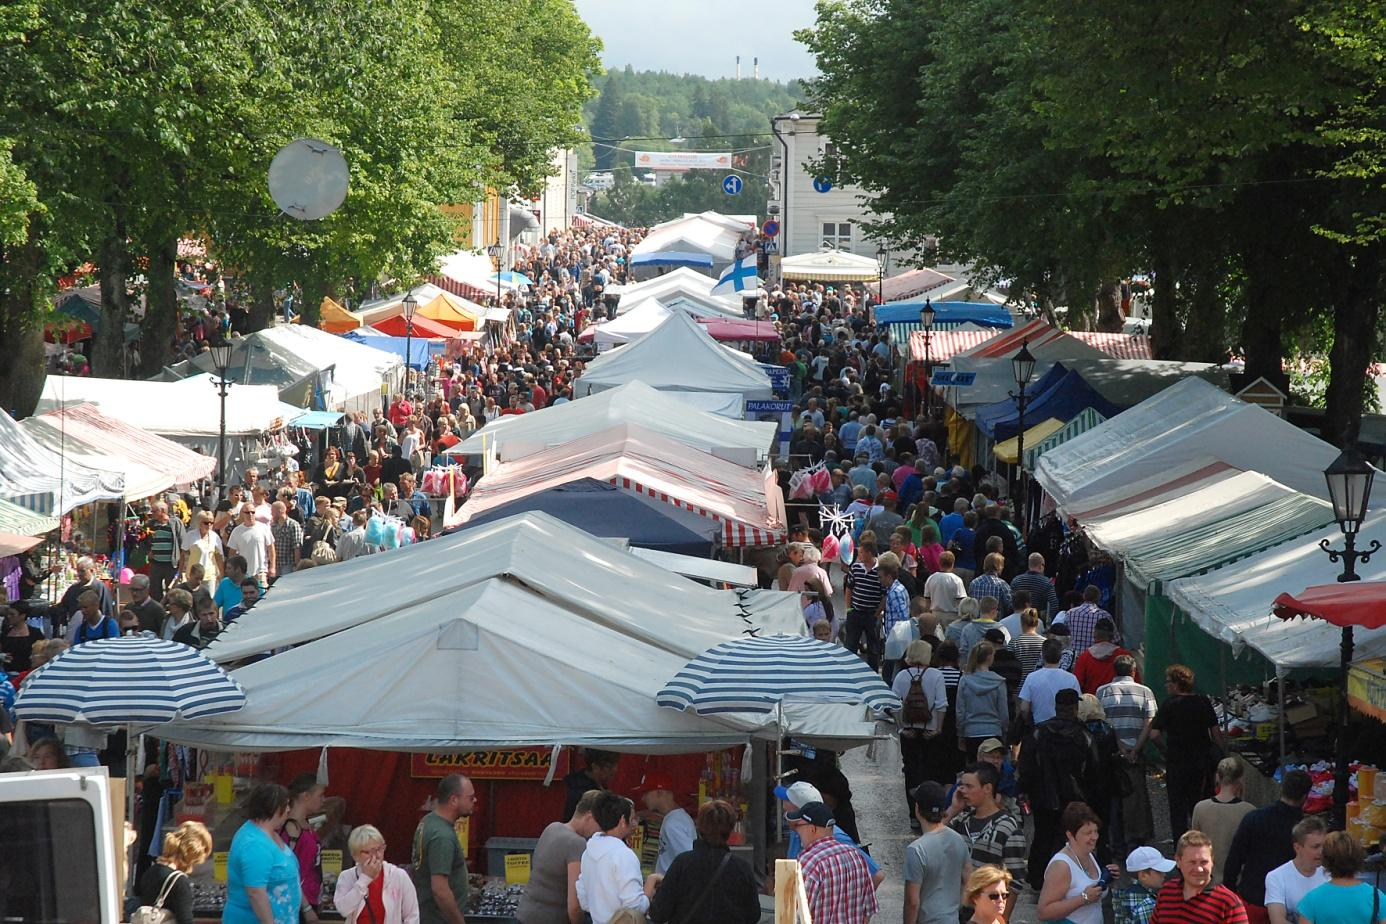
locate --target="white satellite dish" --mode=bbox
[268,138,349,221]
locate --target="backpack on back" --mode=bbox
[901,670,933,727]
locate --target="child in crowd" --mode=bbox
[1114,846,1177,924]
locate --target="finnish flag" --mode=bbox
[711,254,761,294]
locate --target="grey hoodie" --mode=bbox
[955,669,1010,738]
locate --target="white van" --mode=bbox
[0,768,123,924]
[584,172,615,190]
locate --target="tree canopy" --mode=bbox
[799,0,1386,445]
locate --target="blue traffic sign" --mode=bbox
[812,176,834,193]
[722,174,743,196]
[762,219,780,237]
[930,370,977,387]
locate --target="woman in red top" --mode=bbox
[333,825,419,924]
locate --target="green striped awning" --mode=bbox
[1125,494,1336,593]
[0,497,60,536]
[1023,406,1107,470]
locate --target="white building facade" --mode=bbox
[769,111,902,265]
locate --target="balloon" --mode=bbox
[838,534,855,567]
[118,567,134,585]
[821,533,840,562]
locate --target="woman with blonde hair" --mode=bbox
[138,821,214,924]
[334,824,420,924]
[965,865,1014,924]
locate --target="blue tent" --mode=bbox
[973,363,1070,437]
[449,479,715,557]
[341,332,445,370]
[987,370,1121,441]
[631,251,714,270]
[875,300,1013,330]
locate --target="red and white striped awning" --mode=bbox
[1070,331,1153,360]
[957,318,1069,357]
[908,328,1002,364]
[428,273,493,305]
[456,423,786,547]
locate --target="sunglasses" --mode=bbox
[983,892,1009,901]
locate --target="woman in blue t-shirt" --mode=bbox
[1298,831,1386,924]
[224,783,307,924]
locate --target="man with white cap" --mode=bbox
[777,780,882,884]
[1115,846,1177,924]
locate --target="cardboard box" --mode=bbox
[1286,703,1320,725]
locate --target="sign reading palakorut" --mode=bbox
[411,748,567,780]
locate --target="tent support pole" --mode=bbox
[1278,667,1288,768]
[1220,646,1230,734]
[750,738,768,878]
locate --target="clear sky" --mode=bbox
[572,0,820,82]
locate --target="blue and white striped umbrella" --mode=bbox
[15,635,247,725]
[656,634,900,716]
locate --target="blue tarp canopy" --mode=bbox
[973,363,1069,437]
[876,300,1013,330]
[450,478,715,557]
[984,369,1121,441]
[341,332,445,370]
[631,251,715,269]
[290,410,345,430]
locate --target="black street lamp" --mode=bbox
[874,245,888,319]
[1319,446,1379,830]
[401,289,419,395]
[209,340,234,502]
[487,242,504,308]
[919,298,936,417]
[1008,339,1036,530]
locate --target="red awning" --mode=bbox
[371,313,460,339]
[1273,582,1386,630]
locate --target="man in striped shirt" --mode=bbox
[845,540,885,670]
[1010,553,1061,618]
[1098,655,1158,852]
[1152,830,1248,924]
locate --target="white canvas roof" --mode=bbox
[592,298,672,348]
[1084,471,1296,552]
[612,268,740,311]
[0,408,124,514]
[632,212,749,264]
[574,311,773,402]
[356,283,454,325]
[37,374,288,438]
[780,249,882,282]
[449,381,776,466]
[1034,377,1348,509]
[207,511,803,664]
[1166,512,1386,670]
[456,424,787,547]
[628,547,760,586]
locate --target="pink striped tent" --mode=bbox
[1070,331,1153,360]
[457,423,786,547]
[908,328,1002,364]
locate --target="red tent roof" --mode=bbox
[371,313,460,339]
[1273,582,1386,630]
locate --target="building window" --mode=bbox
[822,222,852,249]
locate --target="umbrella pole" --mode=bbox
[775,701,784,843]
[1335,625,1353,831]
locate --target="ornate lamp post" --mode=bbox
[209,341,234,502]
[401,289,419,394]
[919,298,936,417]
[1319,446,1378,830]
[1008,339,1036,530]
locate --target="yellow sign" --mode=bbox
[629,825,644,857]
[454,816,470,858]
[321,850,343,877]
[504,853,531,885]
[214,775,234,804]
[213,852,229,883]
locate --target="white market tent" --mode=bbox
[1082,471,1297,551]
[1166,513,1386,671]
[456,424,788,547]
[37,374,289,439]
[176,324,403,415]
[1034,377,1349,510]
[163,513,880,752]
[589,298,675,349]
[573,311,774,413]
[630,212,751,271]
[356,283,454,326]
[20,404,216,501]
[611,268,740,312]
[0,408,124,515]
[779,249,882,282]
[449,380,776,466]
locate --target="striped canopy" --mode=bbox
[657,634,900,715]
[15,635,246,725]
[0,497,59,537]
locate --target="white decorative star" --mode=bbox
[819,503,854,537]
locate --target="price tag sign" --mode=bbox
[454,816,470,858]
[213,852,229,883]
[321,850,343,877]
[504,853,531,885]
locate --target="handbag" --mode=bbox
[131,869,185,924]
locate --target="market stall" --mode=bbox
[0,407,125,515]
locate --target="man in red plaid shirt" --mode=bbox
[790,801,879,924]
